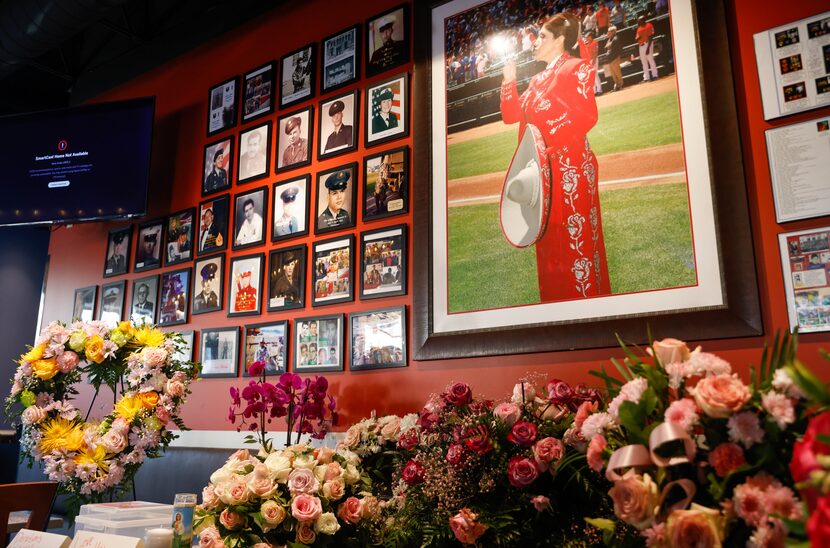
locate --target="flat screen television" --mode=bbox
[0,97,155,226]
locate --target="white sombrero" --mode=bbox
[499,124,551,248]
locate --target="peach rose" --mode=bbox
[219,509,245,530]
[449,508,488,545]
[21,406,47,425]
[324,461,343,481]
[533,437,565,471]
[315,446,335,464]
[201,485,219,509]
[666,506,723,548]
[296,522,316,544]
[608,472,659,529]
[650,338,691,365]
[260,500,286,529]
[247,463,276,497]
[166,380,185,398]
[337,496,363,524]
[101,429,128,453]
[380,416,401,440]
[198,526,222,548]
[341,424,361,449]
[361,495,381,519]
[693,375,751,419]
[218,474,250,505]
[141,346,168,367]
[291,494,323,522]
[322,479,345,500]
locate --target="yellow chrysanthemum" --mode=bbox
[73,443,110,473]
[31,358,59,380]
[117,321,136,336]
[84,335,106,364]
[20,343,47,364]
[138,391,160,410]
[133,326,165,348]
[114,395,144,421]
[38,417,85,454]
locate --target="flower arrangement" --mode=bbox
[4,320,198,516]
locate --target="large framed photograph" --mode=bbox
[233,186,268,250]
[293,314,344,373]
[350,306,407,370]
[197,194,230,256]
[365,72,409,147]
[199,327,239,378]
[72,285,97,322]
[164,208,195,266]
[243,321,288,377]
[360,224,406,300]
[202,137,234,196]
[315,163,357,235]
[207,76,238,136]
[134,219,163,272]
[280,43,316,108]
[272,176,310,242]
[103,225,132,278]
[366,4,410,77]
[318,89,359,160]
[192,254,224,315]
[268,244,306,312]
[98,280,126,325]
[312,235,354,307]
[130,275,158,325]
[158,267,191,327]
[275,107,313,173]
[242,61,275,122]
[322,24,361,93]
[779,226,830,334]
[238,122,271,183]
[413,0,761,359]
[363,146,409,220]
[228,253,264,317]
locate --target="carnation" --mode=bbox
[586,435,607,472]
[727,411,765,448]
[608,378,648,417]
[761,391,795,430]
[580,412,615,441]
[771,368,805,399]
[664,398,699,432]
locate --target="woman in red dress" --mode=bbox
[500,13,611,302]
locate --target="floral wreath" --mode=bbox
[4,320,198,515]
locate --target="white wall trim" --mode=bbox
[168,430,343,450]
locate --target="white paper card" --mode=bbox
[9,529,71,548]
[69,530,143,548]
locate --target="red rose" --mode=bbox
[791,412,830,510]
[507,421,538,447]
[398,429,419,451]
[446,443,465,465]
[445,382,473,406]
[402,460,425,485]
[463,425,493,455]
[547,379,574,408]
[708,443,745,477]
[808,496,830,546]
[507,456,539,488]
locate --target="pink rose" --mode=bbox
[337,496,363,524]
[341,424,361,449]
[141,347,168,367]
[649,338,691,365]
[155,406,171,425]
[56,350,79,372]
[586,435,607,472]
[296,522,316,544]
[288,467,321,495]
[546,379,575,408]
[198,526,222,548]
[219,509,245,530]
[166,380,185,398]
[494,403,522,426]
[507,456,539,488]
[508,421,538,447]
[446,443,465,465]
[201,485,219,509]
[666,507,723,547]
[398,429,419,450]
[111,418,130,435]
[608,473,659,529]
[402,460,425,485]
[445,382,473,406]
[322,479,345,500]
[324,461,343,481]
[449,508,488,545]
[21,406,47,425]
[708,443,745,477]
[315,446,335,464]
[531,495,551,512]
[247,463,276,497]
[101,429,128,453]
[693,374,751,418]
[533,437,565,471]
[380,416,402,440]
[260,500,286,528]
[291,494,323,522]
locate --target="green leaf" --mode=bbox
[584,517,616,532]
[610,357,633,382]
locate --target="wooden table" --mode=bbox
[7,511,64,534]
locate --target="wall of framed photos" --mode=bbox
[39,0,830,432]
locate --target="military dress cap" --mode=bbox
[285,116,302,134]
[325,170,351,191]
[103,287,119,301]
[328,100,345,116]
[283,252,298,266]
[377,87,394,102]
[201,262,218,281]
[378,13,396,32]
[112,231,126,244]
[280,186,299,203]
[143,232,157,242]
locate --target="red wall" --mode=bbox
[41,0,830,432]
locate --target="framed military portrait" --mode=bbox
[158,267,191,327]
[272,176,310,242]
[243,321,288,377]
[366,4,410,77]
[242,61,275,123]
[293,313,344,373]
[312,234,354,307]
[197,194,230,256]
[130,275,159,325]
[202,137,234,196]
[228,253,264,317]
[233,186,268,250]
[72,285,97,322]
[322,24,361,93]
[192,253,225,315]
[349,305,407,371]
[199,326,239,378]
[99,280,126,325]
[317,89,359,161]
[275,107,313,173]
[314,163,357,235]
[134,219,164,273]
[268,244,306,312]
[280,43,316,109]
[207,76,238,136]
[365,72,409,147]
[164,208,195,266]
[363,146,409,220]
[103,225,132,278]
[238,121,271,184]
[360,224,407,300]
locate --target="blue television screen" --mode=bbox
[0,97,154,226]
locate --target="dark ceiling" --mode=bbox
[0,0,283,115]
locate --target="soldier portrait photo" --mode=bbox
[268,245,306,311]
[158,268,190,327]
[238,122,270,183]
[228,253,264,316]
[72,285,97,322]
[197,195,229,255]
[366,5,409,77]
[99,280,126,325]
[233,186,267,250]
[131,275,158,324]
[164,208,195,266]
[365,73,408,146]
[318,89,358,160]
[202,137,233,195]
[280,43,315,108]
[272,177,308,241]
[315,164,356,235]
[192,254,224,314]
[134,220,163,272]
[276,107,312,172]
[103,226,131,278]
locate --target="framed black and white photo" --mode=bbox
[228,253,265,317]
[199,327,239,378]
[272,176,310,242]
[103,225,132,278]
[238,122,271,183]
[363,146,408,220]
[243,321,288,377]
[171,330,194,363]
[365,72,409,147]
[197,194,230,256]
[293,314,344,373]
[360,224,406,300]
[315,163,357,235]
[72,285,97,322]
[207,76,238,136]
[98,280,126,325]
[130,275,159,325]
[158,267,191,327]
[192,253,224,315]
[242,61,275,122]
[350,305,407,370]
[202,137,234,196]
[233,186,268,250]
[366,4,410,77]
[275,107,313,173]
[164,208,195,266]
[312,235,354,307]
[280,43,316,108]
[268,244,306,312]
[134,219,164,273]
[318,89,359,160]
[322,24,361,93]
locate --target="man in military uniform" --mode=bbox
[132,282,155,323]
[234,270,257,312]
[199,208,224,252]
[167,227,191,263]
[281,116,308,167]
[274,186,300,237]
[324,100,353,152]
[204,148,228,193]
[194,262,219,312]
[235,198,263,246]
[272,253,301,305]
[240,130,266,180]
[105,231,128,274]
[136,232,159,266]
[292,55,309,93]
[369,13,407,73]
[317,170,351,230]
[372,87,399,134]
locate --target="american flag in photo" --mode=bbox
[371,83,402,121]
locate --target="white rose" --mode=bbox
[209,465,234,486]
[314,464,328,482]
[339,449,361,467]
[343,464,360,485]
[293,452,316,470]
[263,452,293,482]
[313,512,341,535]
